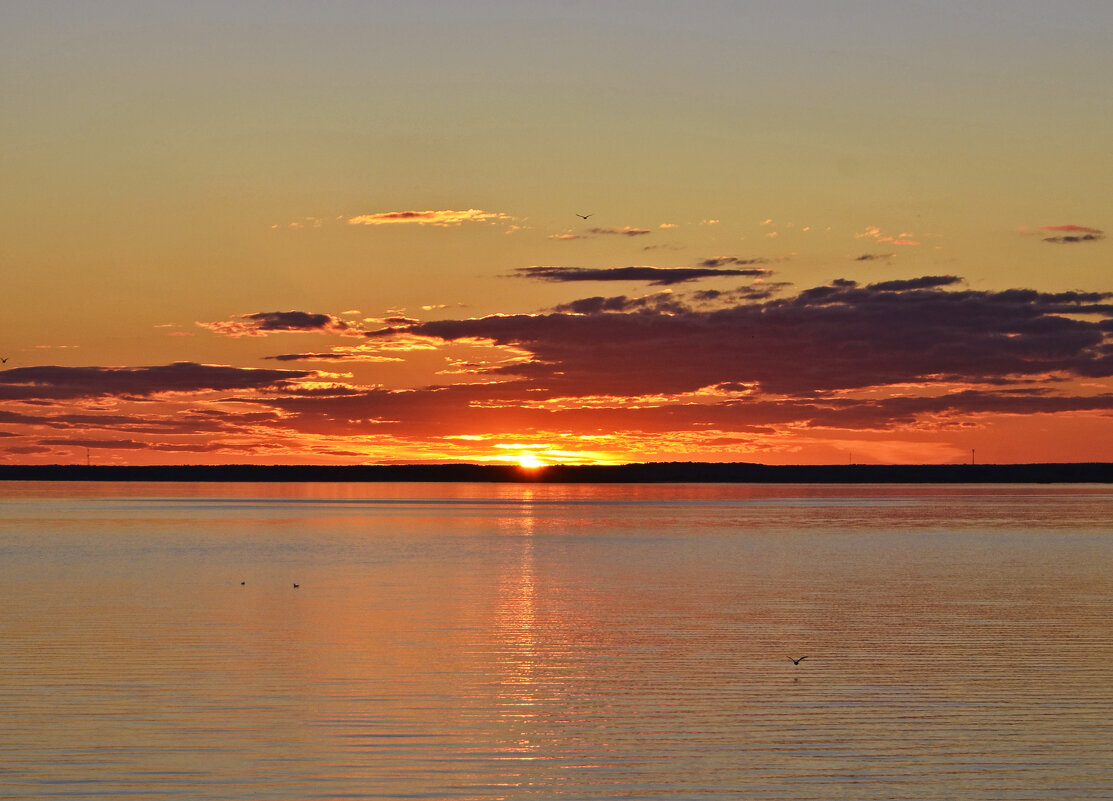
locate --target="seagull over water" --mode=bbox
[789,655,808,665]
[575,212,593,220]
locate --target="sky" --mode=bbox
[3,0,1113,467]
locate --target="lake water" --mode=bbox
[0,481,1111,800]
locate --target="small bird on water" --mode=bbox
[789,656,808,665]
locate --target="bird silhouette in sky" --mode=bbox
[1,358,7,364]
[575,213,593,220]
[293,583,299,588]
[789,656,808,665]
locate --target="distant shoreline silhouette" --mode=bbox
[1,462,1111,483]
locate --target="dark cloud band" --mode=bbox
[515,265,771,285]
[0,362,312,401]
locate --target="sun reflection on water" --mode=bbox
[491,496,546,768]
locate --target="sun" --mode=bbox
[517,454,545,469]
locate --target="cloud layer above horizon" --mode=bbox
[4,275,1112,465]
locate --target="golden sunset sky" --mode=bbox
[3,1,1113,466]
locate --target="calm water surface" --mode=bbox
[0,482,1110,799]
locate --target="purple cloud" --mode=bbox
[1043,234,1104,244]
[0,362,313,401]
[198,311,355,338]
[515,265,771,286]
[867,275,962,291]
[587,226,652,237]
[697,257,771,268]
[376,277,1113,397]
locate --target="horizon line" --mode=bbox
[2,462,1111,484]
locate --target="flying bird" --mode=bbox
[789,656,808,665]
[1,358,7,364]
[575,213,593,220]
[293,583,299,588]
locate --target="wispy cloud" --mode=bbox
[689,284,792,304]
[36,437,287,454]
[4,445,52,455]
[587,226,652,237]
[271,217,324,230]
[552,292,686,315]
[347,209,513,226]
[697,256,772,268]
[865,275,962,291]
[1044,234,1104,244]
[514,265,772,286]
[263,348,404,363]
[1039,225,1103,234]
[1041,224,1105,244]
[39,437,151,450]
[198,311,357,338]
[855,226,920,246]
[855,253,895,261]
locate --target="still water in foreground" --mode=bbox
[0,481,1111,800]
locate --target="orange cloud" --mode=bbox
[855,226,920,246]
[347,209,513,226]
[270,217,324,230]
